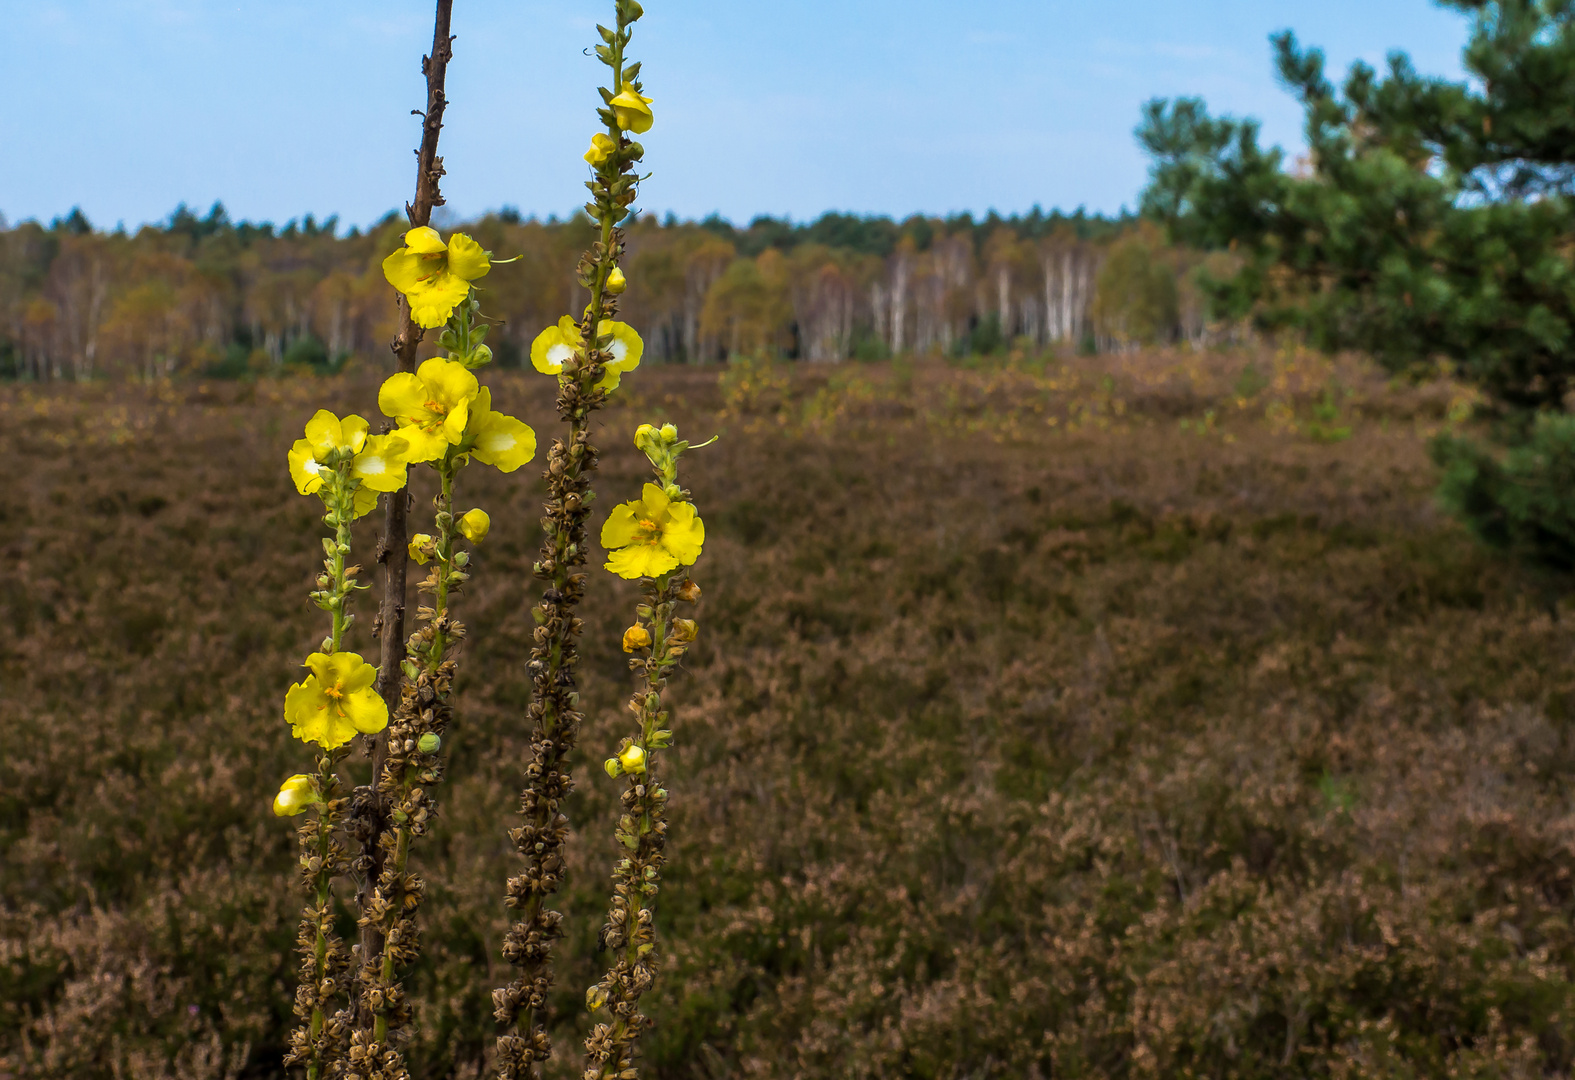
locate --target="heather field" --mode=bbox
[5,349,1575,1079]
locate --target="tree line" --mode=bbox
[0,202,1230,381]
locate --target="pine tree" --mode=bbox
[1139,0,1575,580]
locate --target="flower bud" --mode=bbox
[584,132,618,167]
[604,756,623,779]
[622,625,652,653]
[408,533,434,565]
[618,743,647,775]
[418,733,441,754]
[671,618,698,644]
[587,985,609,1012]
[660,422,678,442]
[676,580,702,603]
[272,774,321,817]
[606,266,628,294]
[459,508,491,544]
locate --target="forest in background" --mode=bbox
[0,203,1237,382]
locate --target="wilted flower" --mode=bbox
[408,533,436,565]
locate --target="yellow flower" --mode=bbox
[609,84,654,134]
[601,483,705,580]
[530,316,581,375]
[381,227,491,330]
[463,386,536,472]
[288,410,368,495]
[459,508,490,543]
[378,357,479,463]
[584,132,618,166]
[287,411,410,517]
[284,652,388,750]
[618,743,647,775]
[529,316,644,391]
[622,625,651,652]
[272,774,320,817]
[408,533,435,565]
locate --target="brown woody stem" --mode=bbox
[353,0,455,1040]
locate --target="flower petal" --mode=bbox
[288,439,325,495]
[352,434,410,492]
[402,226,447,254]
[446,233,491,282]
[352,484,380,519]
[303,410,343,457]
[471,411,537,473]
[531,325,571,374]
[382,249,437,294]
[408,271,472,330]
[420,358,481,409]
[640,482,672,519]
[601,502,643,549]
[661,502,706,566]
[379,372,428,422]
[343,687,389,735]
[606,543,679,580]
[340,415,370,453]
[443,397,471,445]
[395,423,448,464]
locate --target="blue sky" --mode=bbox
[2,0,1470,230]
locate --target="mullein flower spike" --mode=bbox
[277,408,384,1080]
[584,419,708,1080]
[497,2,653,1074]
[358,287,534,1078]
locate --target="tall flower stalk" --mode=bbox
[355,1,456,1036]
[584,423,707,1080]
[275,413,407,1079]
[348,289,536,1080]
[495,3,652,1076]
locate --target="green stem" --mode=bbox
[329,468,356,654]
[429,457,457,671]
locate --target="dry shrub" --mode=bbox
[0,349,1571,1079]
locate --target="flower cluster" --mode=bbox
[494,5,658,1079]
[584,422,709,1080]
[270,231,538,1080]
[266,2,682,1077]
